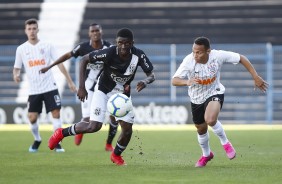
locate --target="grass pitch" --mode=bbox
[0,125,282,184]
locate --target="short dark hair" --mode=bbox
[25,18,38,26]
[116,28,134,40]
[89,23,101,28]
[194,36,210,49]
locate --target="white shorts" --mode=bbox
[90,89,135,124]
[81,78,95,118]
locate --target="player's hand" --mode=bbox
[123,84,131,97]
[39,66,50,74]
[13,75,20,83]
[77,87,88,102]
[254,75,268,93]
[68,81,77,93]
[136,80,146,92]
[187,78,200,86]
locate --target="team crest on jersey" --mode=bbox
[94,107,101,116]
[129,64,136,73]
[207,61,218,76]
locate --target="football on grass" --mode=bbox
[107,93,133,117]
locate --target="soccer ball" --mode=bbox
[107,93,133,117]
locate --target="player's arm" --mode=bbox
[77,54,91,102]
[239,55,268,92]
[40,52,72,73]
[136,71,155,92]
[57,63,77,92]
[13,68,21,83]
[172,77,199,86]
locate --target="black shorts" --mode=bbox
[191,94,224,124]
[27,89,61,114]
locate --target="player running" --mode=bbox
[48,28,155,165]
[172,36,268,167]
[40,23,117,151]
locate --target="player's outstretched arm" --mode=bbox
[172,77,199,86]
[239,54,268,92]
[40,52,72,73]
[136,72,155,92]
[77,54,90,102]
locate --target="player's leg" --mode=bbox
[110,109,134,166]
[45,90,64,152]
[105,115,118,152]
[192,102,213,167]
[74,87,94,146]
[205,95,236,159]
[48,90,106,150]
[27,94,43,152]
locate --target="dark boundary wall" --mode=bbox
[0,104,192,125]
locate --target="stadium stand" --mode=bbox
[0,0,281,123]
[82,0,282,45]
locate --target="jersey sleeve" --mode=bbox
[14,46,23,69]
[218,50,240,64]
[71,44,82,58]
[138,50,154,73]
[49,44,59,62]
[172,55,191,79]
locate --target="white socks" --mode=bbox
[30,122,41,141]
[52,118,62,132]
[197,131,210,157]
[211,120,229,145]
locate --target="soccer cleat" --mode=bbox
[55,143,65,153]
[74,134,84,146]
[48,128,64,150]
[195,152,214,168]
[28,140,41,153]
[223,142,236,159]
[105,143,114,152]
[110,152,127,166]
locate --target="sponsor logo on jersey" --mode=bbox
[197,76,216,85]
[28,59,46,67]
[110,73,132,83]
[87,62,103,70]
[141,54,149,68]
[93,53,106,60]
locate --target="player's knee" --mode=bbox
[86,121,102,132]
[205,118,217,126]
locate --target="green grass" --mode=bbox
[0,128,282,184]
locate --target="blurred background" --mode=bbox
[0,0,281,125]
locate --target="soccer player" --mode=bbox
[13,18,76,153]
[48,28,155,165]
[40,23,117,151]
[172,36,268,167]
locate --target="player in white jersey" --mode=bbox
[40,23,118,151]
[172,37,268,167]
[13,18,76,153]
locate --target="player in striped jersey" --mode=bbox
[13,18,76,153]
[40,23,118,151]
[172,37,268,167]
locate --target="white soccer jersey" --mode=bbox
[14,41,58,95]
[173,49,240,104]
